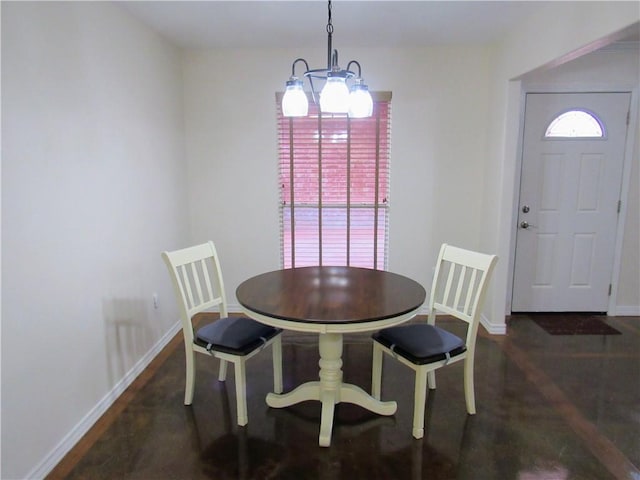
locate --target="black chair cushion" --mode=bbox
[195,317,281,356]
[372,324,466,365]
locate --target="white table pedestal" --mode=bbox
[266,332,397,447]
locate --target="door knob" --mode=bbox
[520,221,530,229]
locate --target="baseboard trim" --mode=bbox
[28,320,182,480]
[480,314,507,335]
[613,305,640,316]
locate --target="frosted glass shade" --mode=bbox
[348,85,373,118]
[282,80,309,117]
[319,76,350,114]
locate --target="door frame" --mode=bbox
[508,85,638,315]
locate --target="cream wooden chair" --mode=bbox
[371,244,497,439]
[162,241,283,426]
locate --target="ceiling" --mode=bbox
[120,1,569,49]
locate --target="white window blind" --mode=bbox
[276,92,391,269]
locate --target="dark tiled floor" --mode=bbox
[49,314,640,480]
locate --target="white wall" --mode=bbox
[522,47,640,314]
[482,5,639,330]
[2,1,638,478]
[185,2,639,335]
[1,3,189,478]
[183,46,493,300]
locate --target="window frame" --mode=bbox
[276,91,392,270]
[544,108,606,139]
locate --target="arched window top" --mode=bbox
[545,110,604,138]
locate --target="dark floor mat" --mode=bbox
[532,315,621,335]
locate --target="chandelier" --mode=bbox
[281,0,373,118]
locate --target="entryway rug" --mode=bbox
[532,315,622,335]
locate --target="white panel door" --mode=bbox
[512,92,630,312]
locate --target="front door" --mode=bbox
[512,92,630,312]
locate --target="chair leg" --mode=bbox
[463,357,476,414]
[234,360,248,426]
[272,335,283,394]
[371,342,383,400]
[184,347,196,405]
[412,369,428,439]
[218,359,228,382]
[427,370,436,390]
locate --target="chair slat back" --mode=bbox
[428,244,498,332]
[162,241,229,342]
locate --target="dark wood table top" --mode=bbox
[236,266,426,325]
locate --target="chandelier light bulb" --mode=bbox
[282,78,309,117]
[348,80,373,118]
[320,74,350,114]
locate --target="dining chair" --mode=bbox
[371,243,497,439]
[162,241,283,426]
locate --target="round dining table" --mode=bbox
[236,265,426,447]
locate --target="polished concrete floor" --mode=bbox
[48,314,640,480]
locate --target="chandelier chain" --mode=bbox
[326,0,333,35]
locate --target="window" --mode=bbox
[545,109,604,138]
[276,92,391,269]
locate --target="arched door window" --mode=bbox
[545,109,604,138]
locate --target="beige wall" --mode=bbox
[521,47,640,313]
[183,46,492,300]
[2,1,638,478]
[1,2,189,478]
[184,10,639,334]
[482,6,638,329]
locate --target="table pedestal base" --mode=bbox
[265,332,397,447]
